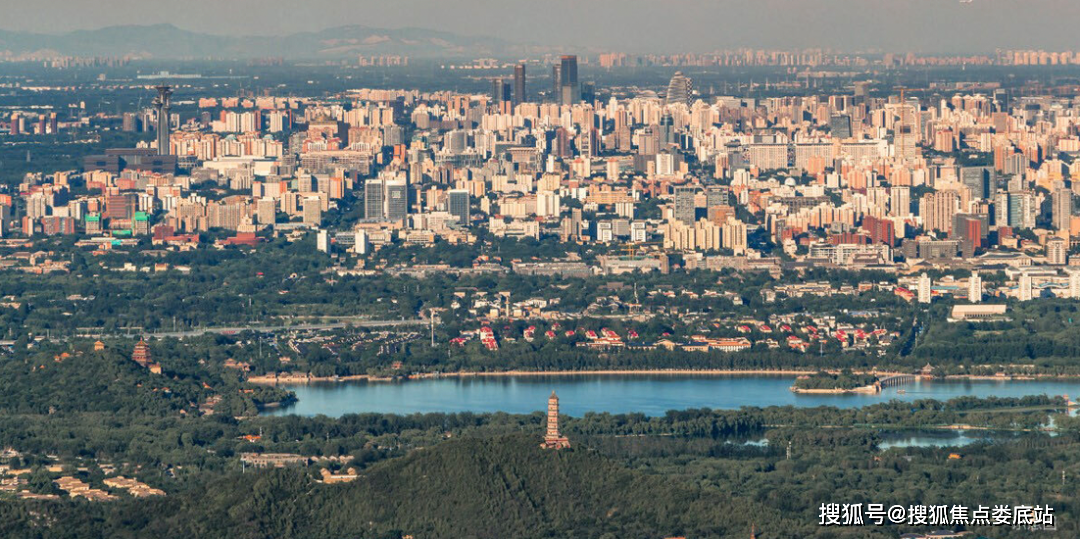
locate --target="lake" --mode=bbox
[264,374,1080,418]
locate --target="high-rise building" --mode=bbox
[960,166,995,200]
[364,179,385,220]
[995,191,1036,229]
[830,115,852,139]
[918,273,932,304]
[354,230,370,255]
[968,273,982,303]
[152,86,173,156]
[551,64,561,103]
[256,198,277,226]
[993,88,1010,112]
[1052,188,1073,231]
[541,391,570,450]
[491,78,512,105]
[561,208,583,242]
[951,213,985,258]
[447,189,470,225]
[537,191,561,218]
[862,215,897,246]
[579,127,597,158]
[723,218,748,255]
[385,180,408,223]
[122,112,138,132]
[0,205,11,238]
[665,71,692,106]
[921,191,958,235]
[705,187,727,209]
[316,229,331,253]
[889,186,911,218]
[854,81,871,103]
[513,63,526,106]
[1069,271,1080,299]
[303,197,322,226]
[658,113,676,147]
[1018,272,1033,301]
[1046,236,1068,265]
[558,55,579,105]
[893,99,919,161]
[674,186,697,224]
[580,81,596,104]
[105,194,135,221]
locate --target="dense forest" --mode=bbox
[0,339,290,417]
[2,424,1079,538]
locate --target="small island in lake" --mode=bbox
[791,370,881,394]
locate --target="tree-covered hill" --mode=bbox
[0,341,289,417]
[3,435,821,539]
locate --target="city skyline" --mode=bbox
[2,0,1080,54]
[3,0,1080,535]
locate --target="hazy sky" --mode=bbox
[2,0,1079,53]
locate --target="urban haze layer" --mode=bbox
[1,14,1080,539]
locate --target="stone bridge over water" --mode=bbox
[876,374,917,390]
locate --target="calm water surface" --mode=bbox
[264,375,1080,418]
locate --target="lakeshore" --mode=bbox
[248,368,1059,386]
[248,369,825,385]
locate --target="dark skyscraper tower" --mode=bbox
[491,78,512,105]
[658,112,675,146]
[152,85,173,156]
[448,189,470,225]
[552,64,561,103]
[559,55,579,105]
[364,179,385,220]
[830,114,853,139]
[513,63,526,106]
[581,82,596,104]
[386,180,408,223]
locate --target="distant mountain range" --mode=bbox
[0,24,523,59]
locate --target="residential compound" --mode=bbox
[5,66,1080,288]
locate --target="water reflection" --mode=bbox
[877,430,1005,450]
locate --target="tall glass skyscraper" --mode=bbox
[448,189,470,225]
[513,63,526,106]
[559,55,579,105]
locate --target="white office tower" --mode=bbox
[1018,272,1033,302]
[316,229,331,253]
[968,273,982,303]
[353,230,369,255]
[918,273,932,304]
